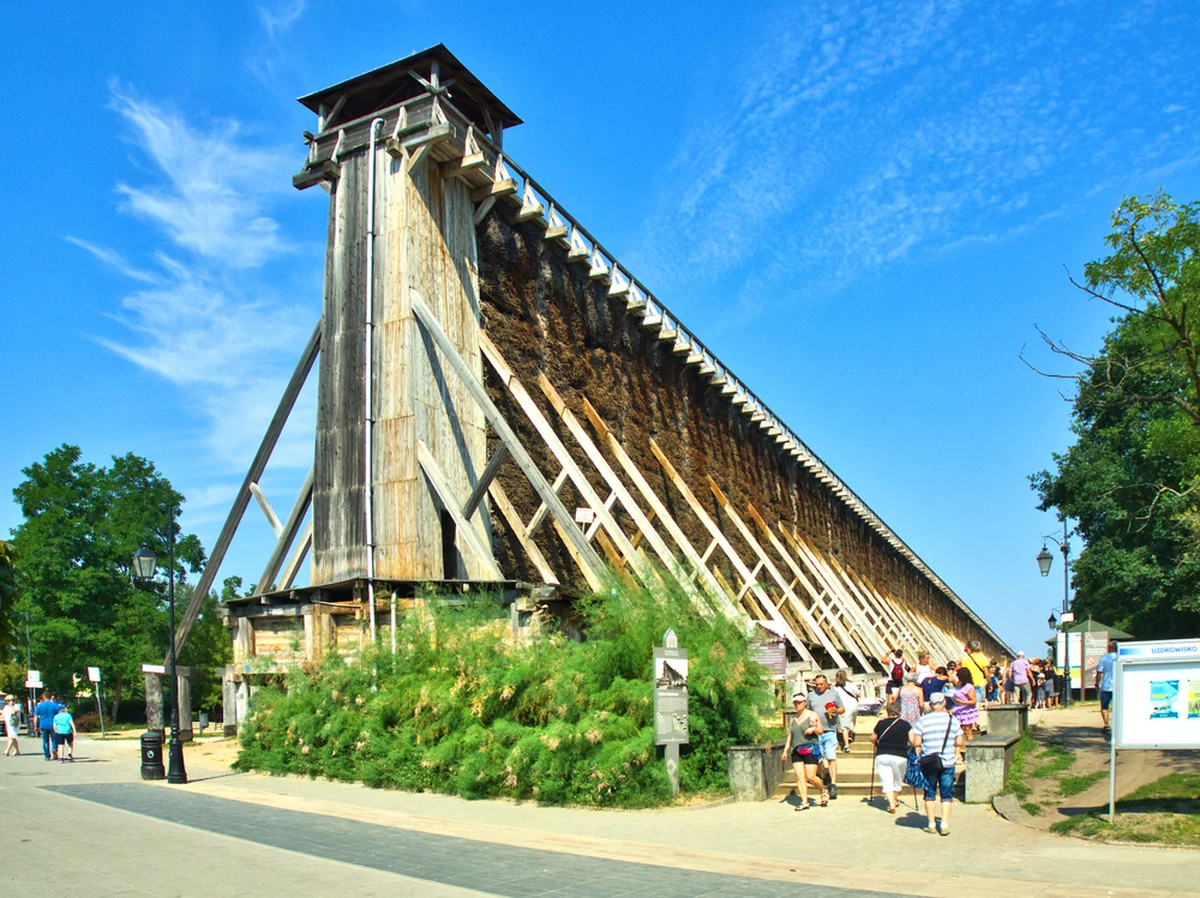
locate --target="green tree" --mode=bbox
[0,540,16,657]
[1032,193,1200,638]
[10,445,205,718]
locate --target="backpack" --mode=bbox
[890,658,905,680]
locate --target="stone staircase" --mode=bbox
[774,715,889,800]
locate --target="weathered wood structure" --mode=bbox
[181,46,1011,730]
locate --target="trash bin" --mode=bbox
[140,731,165,780]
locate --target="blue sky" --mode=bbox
[4,0,1199,660]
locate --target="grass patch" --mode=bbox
[1030,741,1075,778]
[1050,772,1200,846]
[999,731,1038,800]
[1121,772,1200,802]
[1021,801,1044,816]
[1059,770,1107,797]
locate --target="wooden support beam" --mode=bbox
[747,504,874,673]
[706,480,848,668]
[579,399,740,620]
[248,482,284,537]
[416,439,503,579]
[279,521,313,591]
[173,319,321,653]
[411,291,606,590]
[462,445,509,520]
[648,439,816,664]
[487,480,559,586]
[537,375,713,616]
[479,332,648,583]
[254,466,315,596]
[525,469,569,537]
[779,527,890,662]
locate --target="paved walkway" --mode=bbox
[3,729,1198,898]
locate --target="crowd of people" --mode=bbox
[784,640,1078,835]
[0,692,77,762]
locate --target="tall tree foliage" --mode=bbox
[1032,193,1200,638]
[10,445,206,714]
[0,541,16,658]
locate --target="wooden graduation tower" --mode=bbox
[188,46,1011,728]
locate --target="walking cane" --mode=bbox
[869,743,877,803]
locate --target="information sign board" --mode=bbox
[1113,639,1200,750]
[87,667,102,683]
[751,638,787,680]
[653,646,689,745]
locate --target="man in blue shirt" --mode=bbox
[34,692,63,761]
[1094,641,1118,735]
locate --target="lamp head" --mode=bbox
[1036,546,1053,577]
[132,544,157,580]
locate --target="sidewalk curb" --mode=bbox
[992,793,1042,830]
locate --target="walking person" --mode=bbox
[912,693,964,835]
[2,695,20,756]
[52,704,76,762]
[1010,651,1032,705]
[806,674,845,799]
[882,649,909,699]
[781,694,827,809]
[1095,640,1118,736]
[834,670,860,752]
[898,671,924,724]
[870,701,913,814]
[34,692,63,761]
[951,667,979,740]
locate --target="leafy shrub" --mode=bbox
[236,572,773,806]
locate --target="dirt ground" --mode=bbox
[1017,703,1197,831]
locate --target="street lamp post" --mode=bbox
[132,504,187,785]
[1037,519,1072,706]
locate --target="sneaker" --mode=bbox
[939,823,950,836]
[924,824,938,834]
[829,784,838,799]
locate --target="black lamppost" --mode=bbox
[1037,519,1072,706]
[132,505,187,785]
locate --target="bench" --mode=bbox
[963,733,1020,803]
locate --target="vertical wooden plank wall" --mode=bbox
[313,141,489,584]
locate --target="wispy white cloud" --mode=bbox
[258,0,305,41]
[63,236,163,284]
[108,86,293,269]
[85,88,317,472]
[249,0,306,87]
[631,0,1200,323]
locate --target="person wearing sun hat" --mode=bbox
[2,695,19,756]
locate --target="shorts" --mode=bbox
[923,765,956,802]
[887,679,902,694]
[54,732,74,749]
[1015,683,1031,703]
[791,745,821,765]
[1100,690,1113,711]
[874,754,907,794]
[817,731,838,761]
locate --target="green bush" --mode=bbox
[236,575,774,807]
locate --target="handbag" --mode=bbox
[918,717,953,777]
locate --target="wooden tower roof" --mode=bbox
[297,43,522,140]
